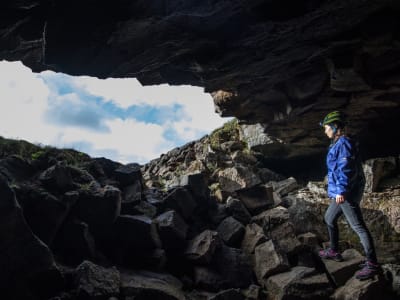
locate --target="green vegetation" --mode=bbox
[209,118,242,151]
[0,136,42,159]
[0,136,91,165]
[31,150,46,160]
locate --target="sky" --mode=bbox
[0,60,231,164]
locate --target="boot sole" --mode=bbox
[319,255,344,262]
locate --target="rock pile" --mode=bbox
[1,140,400,299]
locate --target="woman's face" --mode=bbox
[324,124,335,139]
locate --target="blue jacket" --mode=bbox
[326,136,364,198]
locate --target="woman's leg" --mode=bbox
[340,198,377,263]
[324,200,343,251]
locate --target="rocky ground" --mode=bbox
[1,1,400,299]
[1,129,399,299]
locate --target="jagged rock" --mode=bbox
[329,67,371,92]
[193,267,224,292]
[221,141,244,153]
[239,123,276,149]
[269,177,299,196]
[265,266,327,300]
[257,167,285,184]
[68,165,96,184]
[63,190,80,206]
[322,248,365,287]
[217,216,245,247]
[156,210,188,251]
[86,157,122,180]
[0,176,63,298]
[136,201,158,217]
[306,181,327,197]
[297,232,319,248]
[226,196,251,225]
[252,207,302,254]
[146,248,168,270]
[231,150,257,165]
[211,184,231,203]
[185,230,220,264]
[254,240,290,284]
[179,173,212,212]
[288,188,329,237]
[114,163,142,187]
[164,186,197,219]
[106,215,160,266]
[121,180,143,204]
[208,288,244,300]
[120,270,185,300]
[363,157,397,193]
[53,220,97,265]
[269,222,302,255]
[281,193,298,208]
[295,273,334,298]
[332,276,386,300]
[241,223,267,255]
[272,191,283,206]
[75,182,121,232]
[0,155,35,181]
[208,203,229,226]
[241,284,261,300]
[213,245,253,289]
[122,200,157,218]
[74,260,120,299]
[218,165,261,193]
[39,164,74,192]
[144,187,165,208]
[236,184,274,214]
[251,206,290,229]
[16,186,69,245]
[3,0,400,174]
[382,264,400,297]
[185,289,214,300]
[296,250,319,269]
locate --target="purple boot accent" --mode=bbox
[318,248,344,262]
[355,261,380,280]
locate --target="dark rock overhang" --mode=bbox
[1,0,400,164]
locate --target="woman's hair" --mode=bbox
[332,121,345,130]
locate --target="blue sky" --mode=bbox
[0,60,231,164]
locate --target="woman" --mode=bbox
[318,111,379,280]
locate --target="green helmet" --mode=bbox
[320,111,346,127]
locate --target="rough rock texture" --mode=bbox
[0,176,63,299]
[2,0,400,291]
[120,270,186,300]
[0,135,399,298]
[291,173,400,263]
[1,0,400,177]
[322,249,365,287]
[74,260,120,299]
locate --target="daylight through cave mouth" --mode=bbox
[0,60,231,164]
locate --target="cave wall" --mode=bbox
[1,0,400,169]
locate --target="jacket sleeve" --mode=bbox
[335,140,356,195]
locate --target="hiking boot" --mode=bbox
[318,248,344,262]
[355,261,380,280]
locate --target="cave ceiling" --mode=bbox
[1,0,400,162]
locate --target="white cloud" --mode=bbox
[54,118,172,163]
[69,75,144,108]
[0,60,50,140]
[0,60,230,164]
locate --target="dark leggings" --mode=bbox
[324,187,377,263]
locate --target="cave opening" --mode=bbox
[0,60,231,164]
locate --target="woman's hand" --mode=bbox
[336,194,345,204]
